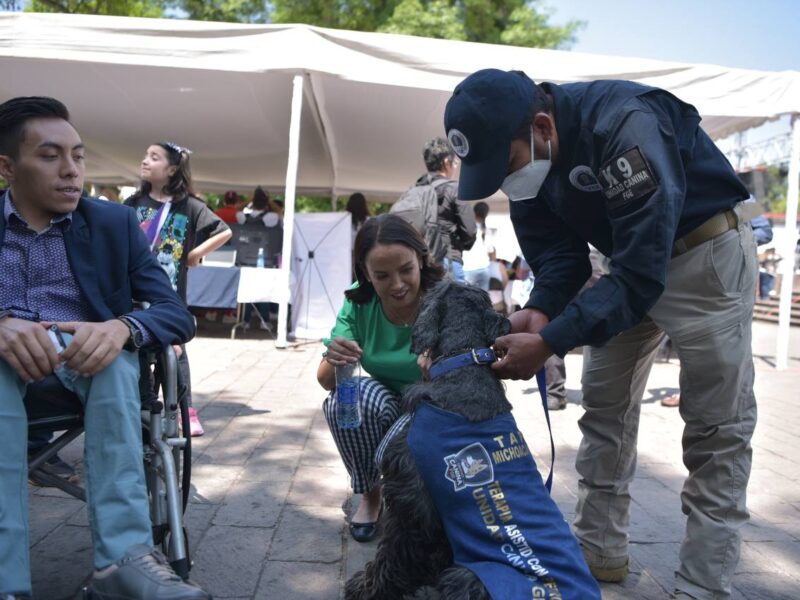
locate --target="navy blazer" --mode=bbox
[0,193,195,347]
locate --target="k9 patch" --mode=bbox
[598,146,658,208]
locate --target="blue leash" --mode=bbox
[536,367,555,492]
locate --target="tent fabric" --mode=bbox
[1,12,799,197]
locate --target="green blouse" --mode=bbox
[323,292,421,394]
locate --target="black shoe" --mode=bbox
[349,520,378,543]
[28,453,79,487]
[547,396,567,411]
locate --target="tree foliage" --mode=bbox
[270,0,582,49]
[178,0,269,23]
[27,0,165,17]
[24,0,580,49]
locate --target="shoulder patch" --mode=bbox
[568,165,603,193]
[597,146,658,208]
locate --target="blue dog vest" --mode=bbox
[407,403,600,600]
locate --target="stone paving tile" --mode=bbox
[190,524,272,598]
[212,479,292,528]
[30,524,93,599]
[268,505,345,563]
[255,560,342,600]
[285,465,352,507]
[27,493,84,546]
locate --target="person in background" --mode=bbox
[506,257,567,410]
[125,142,232,437]
[236,186,283,328]
[414,137,476,280]
[236,186,282,227]
[346,192,369,246]
[462,201,493,290]
[214,190,241,224]
[318,214,444,543]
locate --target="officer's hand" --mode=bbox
[508,307,550,335]
[52,320,129,377]
[491,333,553,380]
[325,337,362,367]
[0,318,59,382]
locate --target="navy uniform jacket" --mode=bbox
[0,193,195,347]
[511,80,749,356]
[407,402,601,600]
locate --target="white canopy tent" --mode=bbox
[1,12,798,362]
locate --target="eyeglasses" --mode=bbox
[161,141,192,156]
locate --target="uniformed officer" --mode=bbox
[444,69,758,600]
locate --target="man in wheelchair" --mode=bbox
[0,97,210,599]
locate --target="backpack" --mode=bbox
[390,178,449,263]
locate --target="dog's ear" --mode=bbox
[411,280,449,354]
[484,308,511,345]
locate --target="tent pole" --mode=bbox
[276,74,304,349]
[776,113,799,370]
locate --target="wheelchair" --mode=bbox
[25,344,194,582]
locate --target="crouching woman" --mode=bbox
[318,213,444,542]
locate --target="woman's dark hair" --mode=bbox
[223,190,239,206]
[138,141,194,200]
[346,213,444,304]
[252,186,270,211]
[345,192,368,227]
[0,96,70,158]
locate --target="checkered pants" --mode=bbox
[322,377,401,493]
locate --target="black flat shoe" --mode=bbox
[349,520,378,543]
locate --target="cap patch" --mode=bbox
[447,128,470,158]
[598,146,658,209]
[568,166,603,193]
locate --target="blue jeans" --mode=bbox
[464,267,490,290]
[0,336,151,595]
[442,258,466,283]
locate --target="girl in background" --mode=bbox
[125,142,232,436]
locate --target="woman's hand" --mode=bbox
[325,337,362,367]
[417,349,432,381]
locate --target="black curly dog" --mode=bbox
[345,280,514,600]
[345,280,600,600]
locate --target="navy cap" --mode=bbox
[444,69,536,200]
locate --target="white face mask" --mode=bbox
[501,130,551,202]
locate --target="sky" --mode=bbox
[550,0,799,72]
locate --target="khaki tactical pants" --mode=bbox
[574,211,757,600]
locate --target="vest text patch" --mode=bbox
[598,146,658,208]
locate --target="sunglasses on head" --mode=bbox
[161,141,192,156]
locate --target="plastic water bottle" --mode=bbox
[335,361,361,428]
[256,247,265,268]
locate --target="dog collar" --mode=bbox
[429,348,497,380]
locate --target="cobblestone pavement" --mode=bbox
[27,321,800,599]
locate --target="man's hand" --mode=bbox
[325,337,362,367]
[491,308,553,380]
[491,333,553,380]
[51,320,130,377]
[0,318,59,382]
[507,307,550,335]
